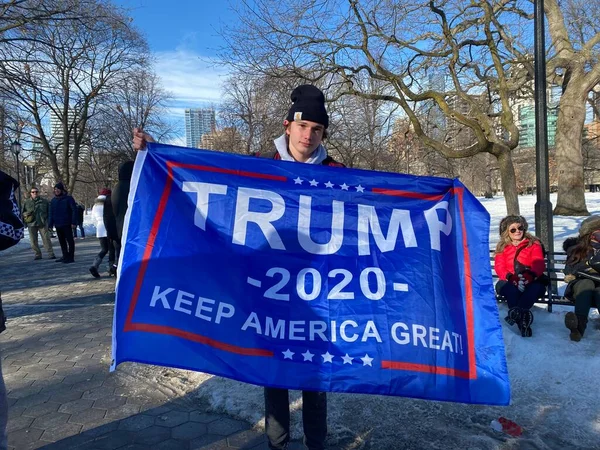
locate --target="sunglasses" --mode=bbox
[509,226,524,233]
[30,191,38,194]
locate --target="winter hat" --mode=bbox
[499,215,528,236]
[579,215,600,237]
[54,182,65,192]
[100,188,111,196]
[285,85,329,129]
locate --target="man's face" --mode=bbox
[30,189,38,198]
[286,120,325,162]
[53,188,61,196]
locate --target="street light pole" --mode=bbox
[10,140,22,212]
[533,0,554,257]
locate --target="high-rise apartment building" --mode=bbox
[49,109,77,151]
[185,108,216,148]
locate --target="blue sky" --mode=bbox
[114,0,235,140]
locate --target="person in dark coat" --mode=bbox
[562,215,600,341]
[48,182,77,263]
[73,202,85,239]
[0,170,22,448]
[102,191,120,277]
[0,170,24,252]
[112,161,134,240]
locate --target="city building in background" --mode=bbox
[185,108,216,148]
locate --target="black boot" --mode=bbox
[565,312,582,341]
[577,315,588,337]
[89,256,102,278]
[566,312,588,341]
[518,309,533,337]
[505,307,521,326]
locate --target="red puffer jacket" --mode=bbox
[494,239,546,281]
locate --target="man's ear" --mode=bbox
[283,120,290,135]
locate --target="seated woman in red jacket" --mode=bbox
[494,215,547,337]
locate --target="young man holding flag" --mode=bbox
[133,84,343,450]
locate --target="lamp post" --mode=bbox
[10,140,22,211]
[534,0,555,288]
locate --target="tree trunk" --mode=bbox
[554,88,589,216]
[496,151,520,215]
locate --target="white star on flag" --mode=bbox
[282,349,294,360]
[309,179,319,187]
[322,352,334,363]
[360,354,374,366]
[324,181,334,188]
[340,183,349,190]
[355,185,365,193]
[294,177,303,185]
[302,350,314,361]
[342,354,353,364]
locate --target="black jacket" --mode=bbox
[112,161,134,240]
[76,203,85,224]
[103,194,119,240]
[48,193,77,228]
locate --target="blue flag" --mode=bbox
[112,143,509,405]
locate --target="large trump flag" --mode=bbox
[112,143,510,405]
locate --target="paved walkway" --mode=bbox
[0,238,301,450]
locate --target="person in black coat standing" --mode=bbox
[73,202,85,239]
[112,161,134,240]
[102,191,119,277]
[48,182,77,263]
[0,170,21,450]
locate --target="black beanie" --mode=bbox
[54,182,65,192]
[285,85,329,129]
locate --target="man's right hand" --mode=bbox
[133,127,155,151]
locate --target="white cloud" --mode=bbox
[154,49,229,108]
[151,49,230,145]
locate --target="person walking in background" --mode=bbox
[102,189,120,277]
[0,170,25,450]
[112,161,133,242]
[562,215,600,341]
[89,189,115,278]
[73,202,86,239]
[494,215,547,337]
[48,182,77,263]
[21,187,55,260]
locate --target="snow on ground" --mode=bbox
[173,192,600,450]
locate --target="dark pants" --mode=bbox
[98,237,115,263]
[73,224,85,238]
[264,388,327,450]
[572,279,600,317]
[56,226,75,260]
[112,237,122,265]
[496,280,546,310]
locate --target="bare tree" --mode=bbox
[220,0,535,213]
[219,73,300,155]
[0,0,147,194]
[545,0,600,215]
[0,0,84,37]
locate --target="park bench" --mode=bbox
[490,250,573,313]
